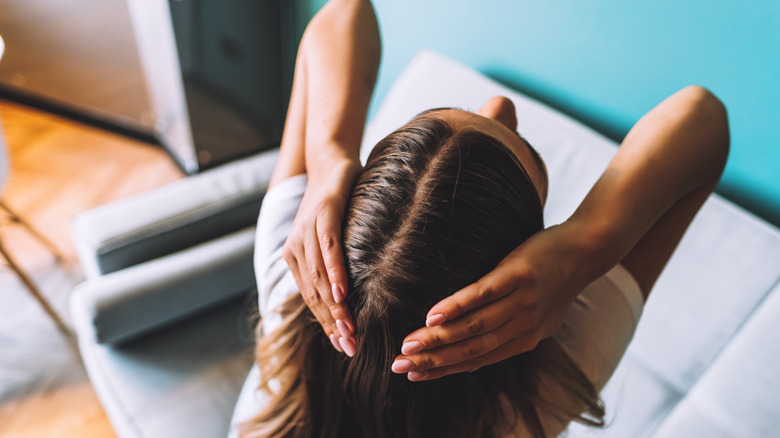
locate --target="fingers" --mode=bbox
[402,300,513,352]
[316,211,349,305]
[284,246,335,335]
[393,326,507,373]
[423,270,517,328]
[407,338,530,382]
[284,211,356,356]
[302,228,333,303]
[393,320,539,379]
[305,221,355,327]
[314,206,357,356]
[394,283,544,381]
[285,237,355,356]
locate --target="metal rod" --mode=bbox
[0,201,65,262]
[0,239,72,337]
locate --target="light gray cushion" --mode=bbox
[652,282,780,438]
[72,148,278,278]
[76,297,254,438]
[71,227,257,345]
[566,198,780,437]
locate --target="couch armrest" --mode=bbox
[72,148,278,278]
[70,227,257,345]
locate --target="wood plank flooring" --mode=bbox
[0,99,182,438]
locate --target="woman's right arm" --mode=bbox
[393,86,729,381]
[274,0,380,355]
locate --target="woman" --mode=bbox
[231,0,729,436]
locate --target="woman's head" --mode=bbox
[344,102,546,355]
[339,100,546,436]
[345,96,546,349]
[247,97,602,438]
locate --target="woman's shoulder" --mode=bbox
[523,264,644,436]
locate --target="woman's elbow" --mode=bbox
[682,85,727,121]
[681,85,730,173]
[682,86,729,138]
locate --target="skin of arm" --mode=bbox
[272,0,380,356]
[393,86,730,381]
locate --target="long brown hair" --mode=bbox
[242,116,604,437]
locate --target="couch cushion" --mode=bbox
[71,227,257,345]
[651,281,780,438]
[72,149,278,278]
[77,297,255,438]
[566,197,780,437]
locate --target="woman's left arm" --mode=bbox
[275,0,380,356]
[392,86,729,380]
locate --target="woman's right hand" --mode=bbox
[280,0,380,357]
[283,157,362,356]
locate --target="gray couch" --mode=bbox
[70,51,780,438]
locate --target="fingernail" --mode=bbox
[329,333,343,353]
[331,283,343,304]
[339,336,355,357]
[336,319,352,339]
[401,341,424,355]
[426,314,446,327]
[391,359,417,373]
[408,371,428,381]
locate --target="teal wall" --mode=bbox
[294,0,780,227]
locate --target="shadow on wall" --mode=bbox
[487,68,780,229]
[485,68,780,227]
[486,69,630,144]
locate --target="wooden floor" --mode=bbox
[0,100,182,438]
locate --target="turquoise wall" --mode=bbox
[294,0,780,227]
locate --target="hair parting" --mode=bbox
[242,116,604,438]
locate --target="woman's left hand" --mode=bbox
[391,223,589,381]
